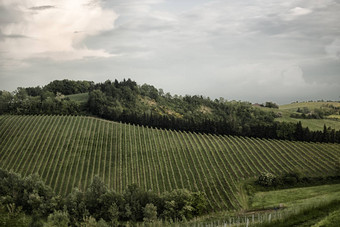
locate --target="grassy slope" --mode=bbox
[66,92,89,104]
[312,208,340,227]
[253,184,340,227]
[251,183,340,226]
[258,200,340,227]
[0,115,339,212]
[257,101,340,131]
[251,184,340,210]
[279,102,340,110]
[185,184,340,226]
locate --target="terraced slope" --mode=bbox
[0,115,339,211]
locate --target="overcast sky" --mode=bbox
[0,0,339,104]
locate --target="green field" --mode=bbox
[0,115,339,211]
[251,184,340,210]
[279,101,340,110]
[276,117,340,131]
[257,101,340,131]
[185,184,340,226]
[252,184,340,227]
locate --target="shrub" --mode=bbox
[45,210,69,227]
[143,203,157,222]
[257,172,276,187]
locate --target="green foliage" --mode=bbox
[44,80,93,95]
[107,203,119,225]
[0,170,59,217]
[161,189,207,221]
[84,176,108,218]
[0,202,30,227]
[65,188,89,224]
[292,104,340,120]
[255,171,340,191]
[143,203,157,222]
[0,168,207,226]
[257,172,276,187]
[44,210,69,227]
[0,87,80,115]
[264,102,279,109]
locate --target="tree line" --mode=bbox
[1,79,340,143]
[0,168,207,226]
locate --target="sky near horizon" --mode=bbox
[0,0,339,104]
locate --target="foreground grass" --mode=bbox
[184,184,340,226]
[251,184,340,210]
[312,208,340,227]
[257,200,340,227]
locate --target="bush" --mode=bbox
[257,172,276,187]
[143,203,157,222]
[264,102,279,109]
[45,210,69,227]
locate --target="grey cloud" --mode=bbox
[1,0,340,104]
[29,5,55,11]
[302,59,340,84]
[3,34,28,39]
[0,6,23,23]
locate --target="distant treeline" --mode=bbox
[1,79,340,143]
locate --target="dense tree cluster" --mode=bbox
[0,88,80,115]
[1,79,340,143]
[0,168,207,226]
[256,171,340,190]
[264,102,279,109]
[44,80,94,95]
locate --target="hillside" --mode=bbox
[0,115,339,211]
[255,101,340,131]
[2,79,340,143]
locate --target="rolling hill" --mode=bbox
[256,101,340,131]
[0,115,339,211]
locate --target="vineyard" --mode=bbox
[0,115,339,211]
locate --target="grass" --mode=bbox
[279,101,340,110]
[251,184,340,210]
[255,101,340,131]
[275,117,340,131]
[257,200,340,227]
[312,207,340,227]
[328,114,340,120]
[184,184,340,226]
[66,92,89,104]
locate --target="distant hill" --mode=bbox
[0,115,339,211]
[1,79,340,143]
[255,101,340,131]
